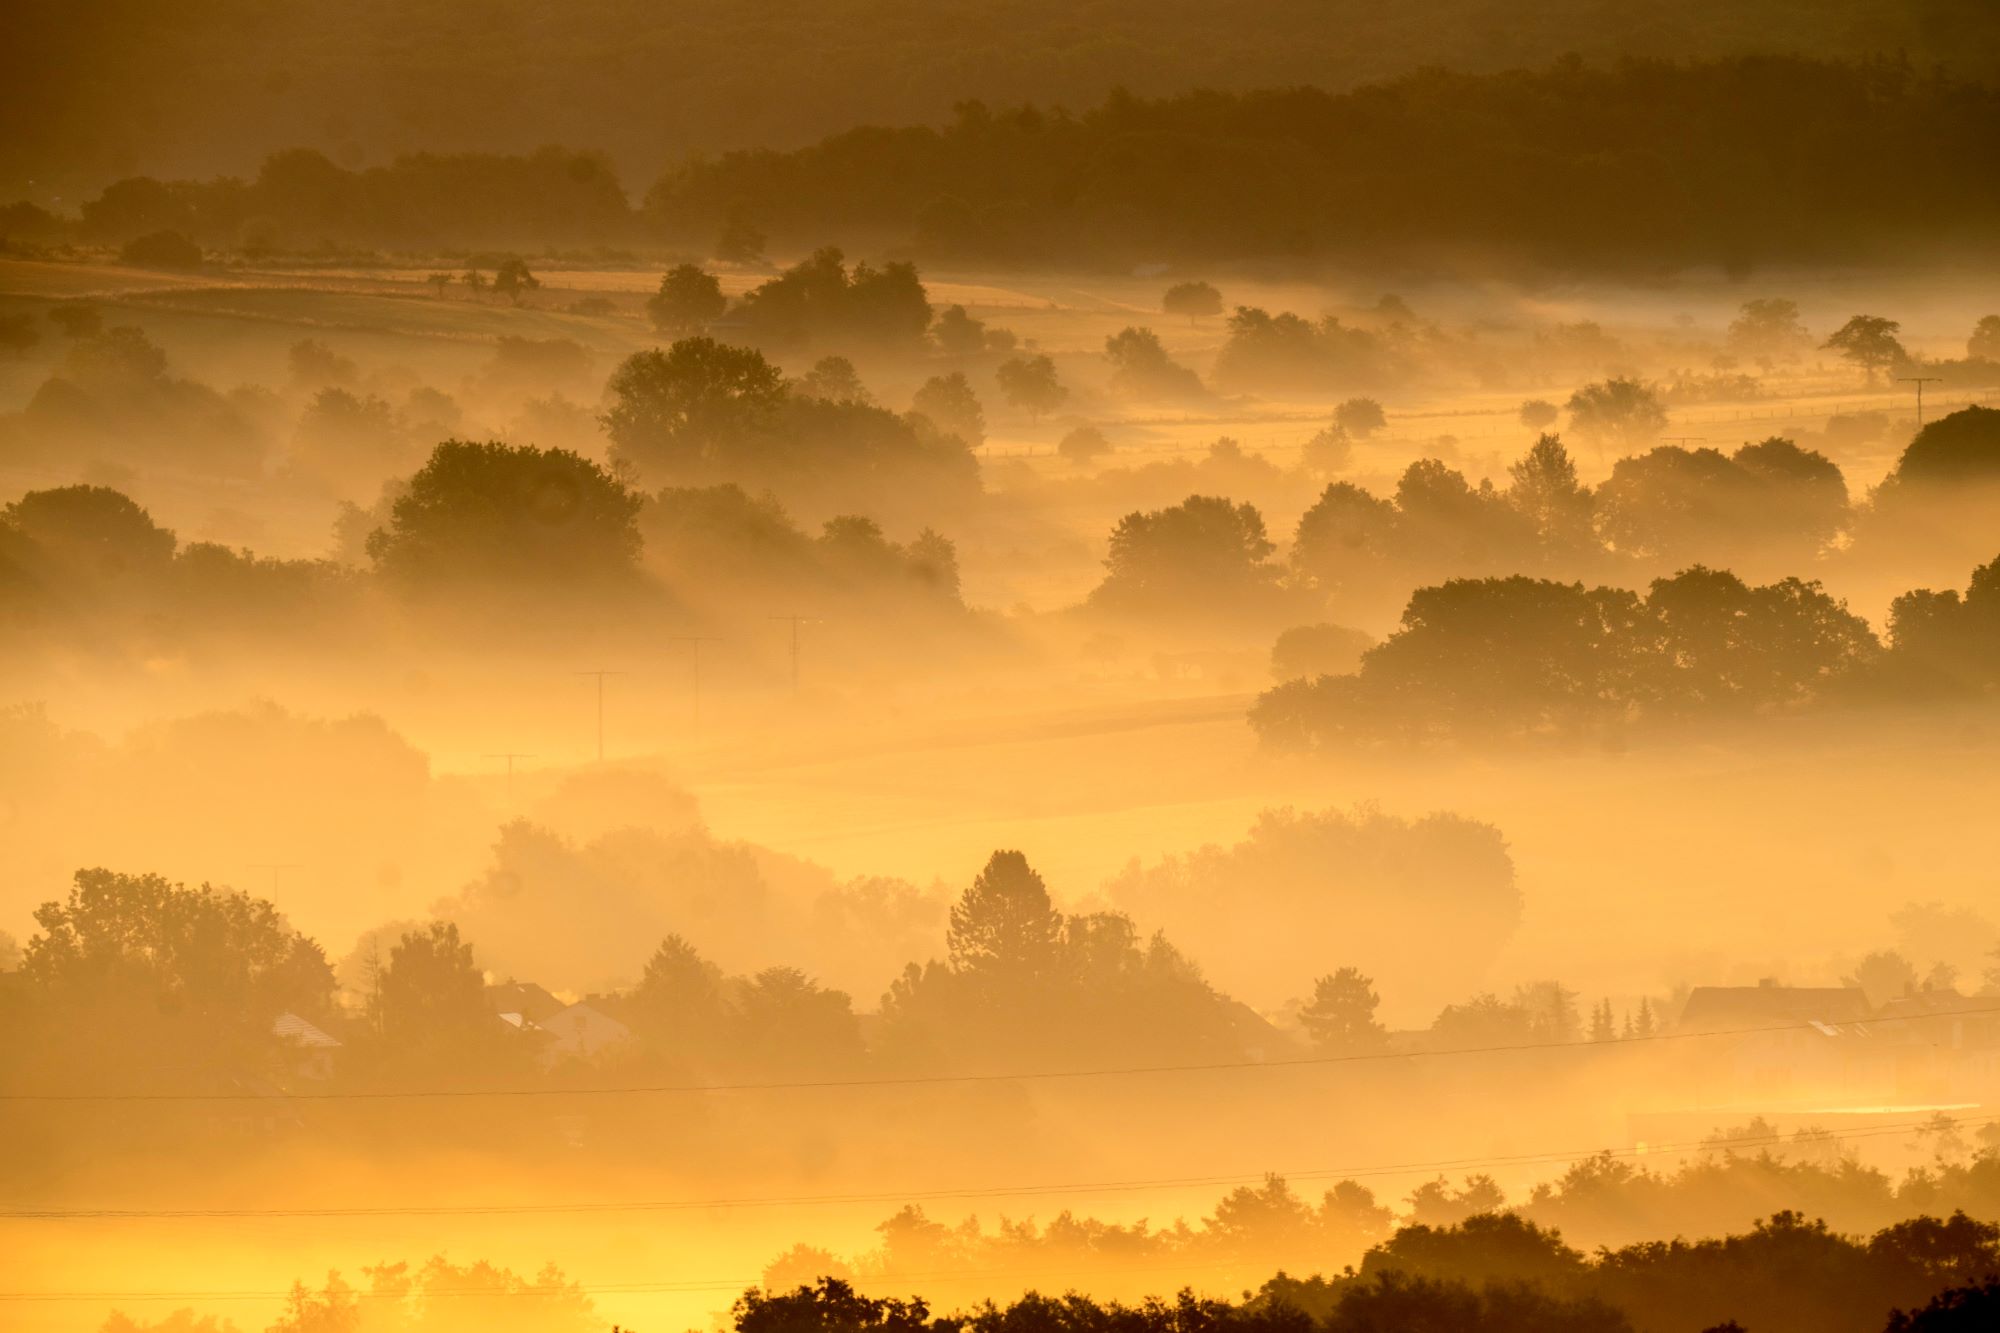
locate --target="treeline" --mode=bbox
[6,146,637,254]
[94,1202,2000,1333]
[17,0,2000,206]
[0,442,969,661]
[645,59,2000,269]
[766,1141,2000,1287]
[1092,407,2000,627]
[746,1208,2000,1333]
[15,58,2000,270]
[1250,547,2000,748]
[0,831,1660,1121]
[23,59,2000,270]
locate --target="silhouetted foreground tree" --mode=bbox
[741,1205,2000,1333]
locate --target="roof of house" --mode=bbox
[271,1012,342,1049]
[1876,988,1995,1019]
[540,1002,634,1055]
[1678,985,1871,1030]
[485,980,568,1025]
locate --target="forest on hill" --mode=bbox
[7,0,2000,203]
[15,58,2000,274]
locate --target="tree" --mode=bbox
[1565,378,1668,453]
[1727,298,1810,363]
[734,1278,931,1333]
[1589,999,1616,1041]
[630,934,731,1062]
[426,271,454,298]
[1104,327,1206,399]
[1302,425,1353,475]
[372,921,496,1056]
[364,440,643,585]
[1093,494,1280,610]
[797,354,874,405]
[24,867,334,1023]
[461,268,488,299]
[1886,1278,2000,1332]
[1594,440,1847,569]
[1300,967,1389,1054]
[1162,280,1224,323]
[946,850,1063,979]
[1271,622,1372,679]
[600,337,788,477]
[2,484,177,581]
[1841,949,1920,1005]
[648,263,728,336]
[1058,424,1112,464]
[995,353,1066,421]
[911,372,984,447]
[1519,399,1560,431]
[1506,434,1594,558]
[1334,398,1387,439]
[492,257,540,305]
[730,247,932,348]
[1885,406,2000,488]
[1823,314,1907,383]
[932,305,988,359]
[716,213,767,264]
[1969,315,2000,363]
[733,966,864,1073]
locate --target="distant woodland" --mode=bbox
[11,0,2000,197]
[9,57,2000,271]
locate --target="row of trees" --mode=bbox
[1251,550,2000,748]
[0,443,970,660]
[0,838,1645,1103]
[32,57,2000,272]
[741,1206,2000,1333]
[1086,407,2000,631]
[640,59,2000,270]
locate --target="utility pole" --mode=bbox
[668,636,724,727]
[1898,376,1943,428]
[248,863,301,898]
[767,616,823,698]
[482,752,535,805]
[575,670,626,762]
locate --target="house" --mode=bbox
[1677,984,1872,1031]
[485,979,567,1026]
[1674,983,1879,1104]
[271,1011,342,1082]
[536,1001,635,1067]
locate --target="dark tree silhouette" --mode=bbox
[1300,967,1389,1054]
[995,353,1066,421]
[648,263,728,336]
[365,440,643,586]
[601,337,789,476]
[1162,280,1224,322]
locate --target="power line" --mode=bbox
[7,1002,1999,1103]
[580,664,624,756]
[669,635,725,728]
[4,1112,1985,1224]
[1897,375,1944,427]
[767,616,823,698]
[481,752,535,805]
